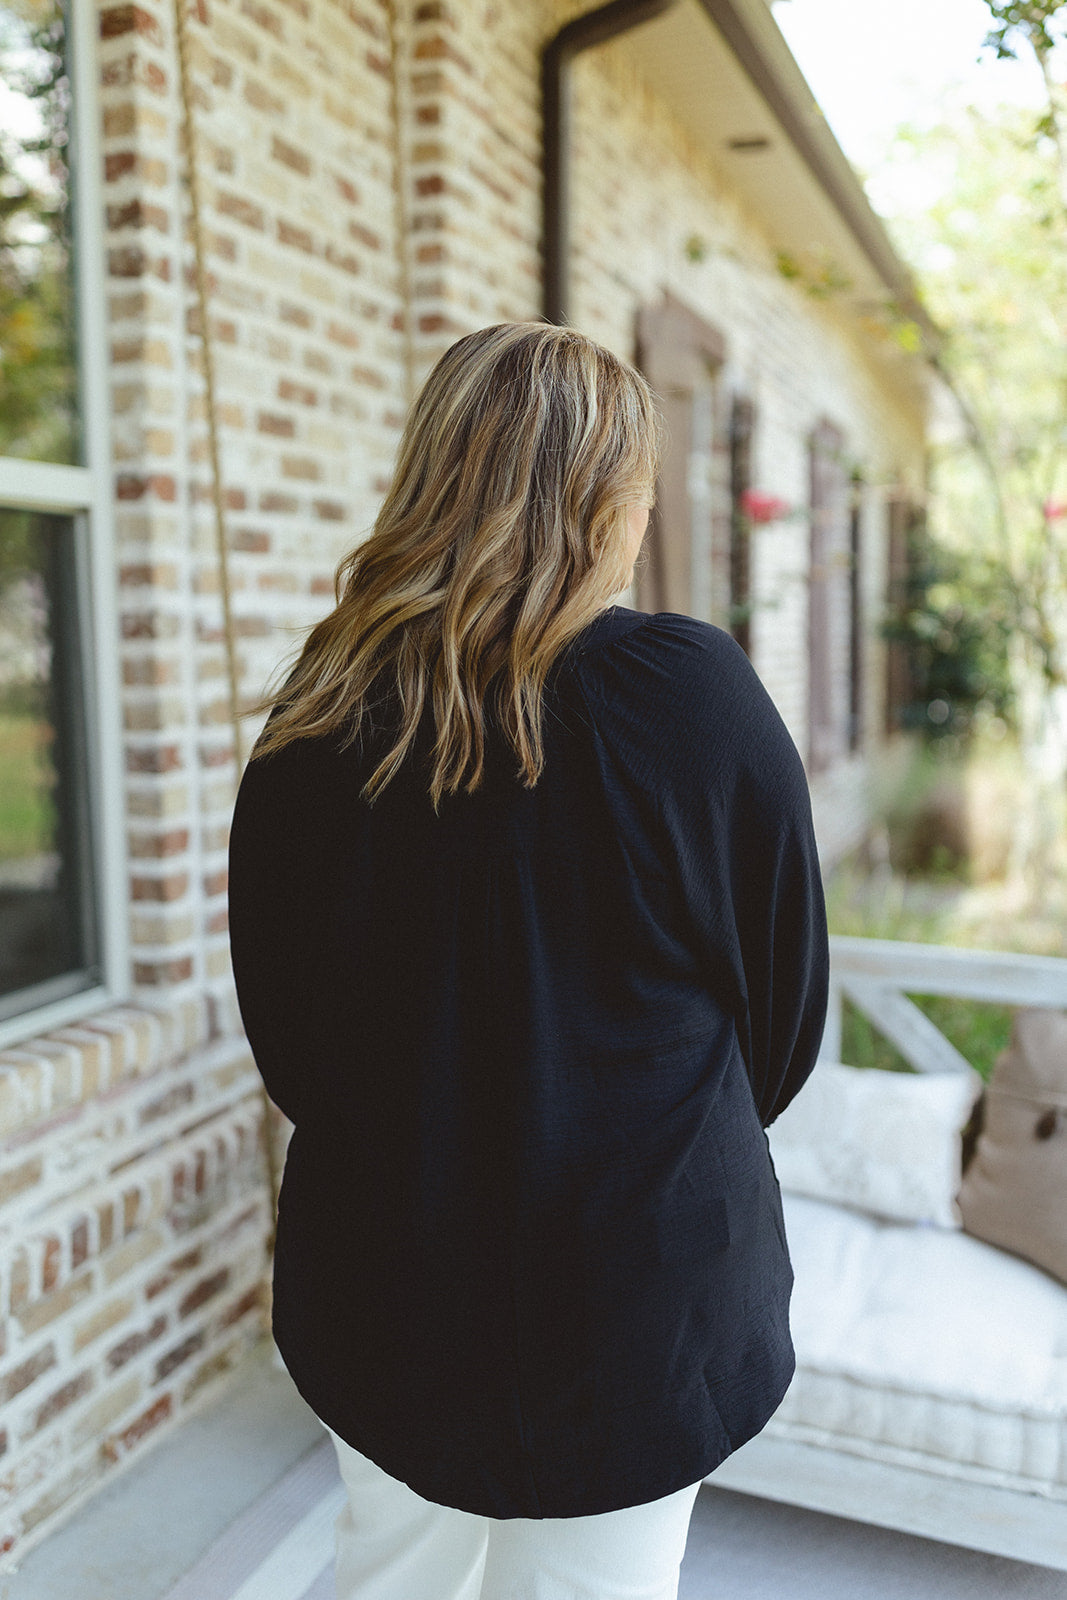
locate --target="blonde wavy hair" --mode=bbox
[246,320,666,810]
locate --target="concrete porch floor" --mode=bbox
[10,1337,1066,1600]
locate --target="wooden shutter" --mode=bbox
[729,396,755,656]
[635,293,727,622]
[808,419,850,774]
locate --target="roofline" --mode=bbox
[696,0,942,352]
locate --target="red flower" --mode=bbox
[739,489,791,525]
[1043,499,1067,522]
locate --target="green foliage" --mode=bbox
[882,101,1067,705]
[981,0,1067,61]
[0,712,55,861]
[774,249,853,298]
[0,1,78,464]
[881,528,1015,740]
[840,995,1012,1082]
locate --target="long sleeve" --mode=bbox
[226,736,328,1127]
[576,612,829,1129]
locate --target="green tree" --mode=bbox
[880,100,1067,771]
[0,0,77,463]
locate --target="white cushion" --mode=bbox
[767,1059,982,1228]
[773,1192,1067,1490]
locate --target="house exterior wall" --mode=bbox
[0,0,925,1562]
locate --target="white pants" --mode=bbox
[325,1425,702,1600]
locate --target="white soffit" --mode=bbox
[610,0,927,351]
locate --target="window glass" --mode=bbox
[0,507,98,1016]
[0,0,78,465]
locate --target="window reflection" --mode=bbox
[0,507,98,1014]
[0,0,78,465]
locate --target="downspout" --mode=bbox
[542,0,681,326]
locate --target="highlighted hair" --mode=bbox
[246,320,665,810]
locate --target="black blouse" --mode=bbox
[227,604,829,1518]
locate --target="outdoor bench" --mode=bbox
[706,935,1067,1573]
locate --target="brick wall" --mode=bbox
[0,0,925,1562]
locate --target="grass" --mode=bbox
[825,732,1066,1082]
[839,994,1014,1083]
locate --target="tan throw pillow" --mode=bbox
[956,1008,1067,1286]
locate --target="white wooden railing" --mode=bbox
[822,934,1067,1075]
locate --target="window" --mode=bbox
[0,1,125,1042]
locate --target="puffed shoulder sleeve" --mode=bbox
[577,613,829,1128]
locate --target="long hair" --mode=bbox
[245,320,666,811]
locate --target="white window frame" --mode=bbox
[0,0,129,1048]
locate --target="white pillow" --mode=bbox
[766,1059,983,1229]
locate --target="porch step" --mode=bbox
[11,1337,325,1600]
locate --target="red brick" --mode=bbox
[100,4,163,43]
[256,411,295,437]
[324,244,361,276]
[313,499,345,521]
[140,1083,195,1123]
[105,150,137,180]
[278,378,317,405]
[115,473,177,502]
[412,34,473,74]
[42,1236,61,1294]
[347,221,381,250]
[240,0,283,37]
[133,957,195,985]
[2,1344,58,1403]
[145,1248,202,1301]
[219,1282,267,1330]
[203,868,228,897]
[278,219,315,254]
[271,134,311,176]
[244,76,285,115]
[121,612,176,641]
[199,741,239,766]
[107,199,170,233]
[230,526,271,552]
[32,1371,93,1434]
[216,191,265,231]
[259,491,299,512]
[326,320,360,349]
[281,455,320,481]
[153,1331,205,1382]
[128,828,190,858]
[109,245,147,277]
[125,745,183,774]
[106,1314,168,1373]
[71,1218,90,1270]
[350,363,387,388]
[103,1393,172,1462]
[179,1268,231,1320]
[130,871,189,901]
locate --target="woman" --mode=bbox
[227,321,829,1600]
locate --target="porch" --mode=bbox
[9,1335,1064,1600]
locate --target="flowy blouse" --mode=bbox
[226,604,830,1518]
